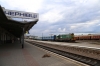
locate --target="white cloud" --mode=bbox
[0,0,44,12]
[41,9,64,23]
[69,19,100,32]
[40,4,68,23]
[1,0,100,36]
[58,28,66,32]
[70,26,76,29]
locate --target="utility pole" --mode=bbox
[42,33,43,40]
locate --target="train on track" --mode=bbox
[34,33,76,42]
[75,34,100,40]
[28,33,100,42]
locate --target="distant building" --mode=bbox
[24,35,38,39]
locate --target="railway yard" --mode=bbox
[1,3,100,66]
[25,39,100,66]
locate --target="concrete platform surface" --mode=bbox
[27,39,100,49]
[0,41,88,66]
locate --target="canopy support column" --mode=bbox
[22,28,24,49]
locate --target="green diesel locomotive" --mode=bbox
[55,33,75,42]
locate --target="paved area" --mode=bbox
[0,41,88,66]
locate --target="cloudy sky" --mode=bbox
[0,0,100,36]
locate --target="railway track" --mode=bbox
[26,40,100,66]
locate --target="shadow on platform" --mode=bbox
[0,40,22,50]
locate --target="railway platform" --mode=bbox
[0,41,88,66]
[27,39,100,49]
[25,39,100,66]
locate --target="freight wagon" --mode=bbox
[74,34,100,40]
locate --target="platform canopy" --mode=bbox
[0,6,38,38]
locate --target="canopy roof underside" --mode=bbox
[0,6,38,38]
